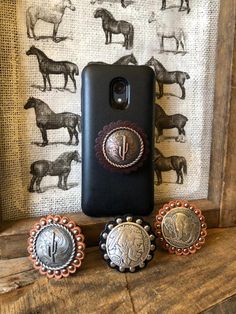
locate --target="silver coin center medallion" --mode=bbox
[106,222,151,268]
[103,127,144,168]
[161,207,201,248]
[33,224,75,270]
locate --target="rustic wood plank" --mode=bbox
[0,248,134,314]
[0,228,236,314]
[208,0,236,209]
[202,294,236,314]
[0,200,219,259]
[220,12,236,227]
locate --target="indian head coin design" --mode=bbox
[154,200,207,255]
[95,121,149,173]
[28,215,85,279]
[100,216,156,272]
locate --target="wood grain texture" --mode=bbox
[0,200,219,260]
[220,19,236,226]
[202,294,236,314]
[0,228,236,314]
[208,0,235,209]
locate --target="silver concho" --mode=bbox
[161,207,201,248]
[28,215,85,279]
[103,127,144,168]
[34,224,75,270]
[100,216,156,272]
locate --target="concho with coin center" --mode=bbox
[154,200,207,255]
[28,215,85,279]
[161,207,201,248]
[95,121,149,173]
[100,216,156,272]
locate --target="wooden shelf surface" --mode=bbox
[0,227,236,314]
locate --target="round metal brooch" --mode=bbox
[95,121,149,173]
[99,215,156,272]
[28,215,85,279]
[154,200,207,255]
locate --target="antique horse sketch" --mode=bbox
[148,12,186,54]
[155,104,188,142]
[26,46,79,92]
[88,54,138,65]
[161,0,190,14]
[146,57,190,99]
[26,0,76,42]
[154,148,187,185]
[29,151,81,193]
[94,8,134,50]
[24,97,81,146]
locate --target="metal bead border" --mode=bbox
[99,215,156,273]
[27,215,85,279]
[154,200,207,256]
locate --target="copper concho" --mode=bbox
[154,200,207,255]
[28,215,85,279]
[95,121,149,173]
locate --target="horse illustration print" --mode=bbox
[26,0,76,42]
[148,12,186,54]
[94,8,134,50]
[146,57,190,99]
[161,0,190,14]
[26,46,79,92]
[88,54,138,65]
[155,104,188,143]
[154,148,187,185]
[24,97,81,146]
[28,151,81,193]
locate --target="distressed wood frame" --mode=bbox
[0,1,236,259]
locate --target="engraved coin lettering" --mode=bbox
[161,207,201,248]
[103,127,144,168]
[34,225,75,270]
[106,222,151,268]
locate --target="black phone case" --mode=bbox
[81,65,155,217]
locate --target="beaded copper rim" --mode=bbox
[95,120,149,174]
[27,215,85,279]
[154,200,207,255]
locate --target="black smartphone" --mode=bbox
[81,65,155,217]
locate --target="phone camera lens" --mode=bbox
[113,80,126,94]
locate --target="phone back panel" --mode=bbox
[81,65,155,217]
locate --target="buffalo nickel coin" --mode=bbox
[155,200,207,255]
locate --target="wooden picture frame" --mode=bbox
[0,0,236,260]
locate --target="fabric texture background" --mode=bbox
[0,0,220,220]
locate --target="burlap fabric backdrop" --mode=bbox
[0,0,220,220]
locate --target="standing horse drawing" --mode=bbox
[88,54,138,65]
[161,0,190,14]
[29,151,81,193]
[24,97,81,146]
[146,57,190,99]
[26,0,76,42]
[155,104,188,143]
[148,12,186,54]
[94,8,134,50]
[26,46,79,92]
[154,148,187,185]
